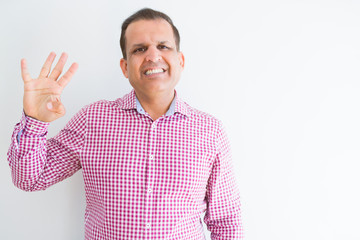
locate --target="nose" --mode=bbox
[145,46,161,62]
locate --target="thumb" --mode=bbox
[47,101,65,116]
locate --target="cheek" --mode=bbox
[170,59,183,74]
[127,60,141,76]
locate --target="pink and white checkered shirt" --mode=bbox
[8,90,243,239]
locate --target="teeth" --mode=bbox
[145,68,164,75]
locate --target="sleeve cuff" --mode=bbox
[21,111,50,136]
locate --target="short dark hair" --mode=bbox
[120,8,180,59]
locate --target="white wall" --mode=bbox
[1,0,360,239]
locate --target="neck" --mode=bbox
[135,90,175,120]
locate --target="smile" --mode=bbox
[144,68,165,75]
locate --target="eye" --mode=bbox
[158,45,170,50]
[133,47,146,53]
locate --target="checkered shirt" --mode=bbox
[8,90,243,239]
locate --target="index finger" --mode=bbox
[57,62,79,88]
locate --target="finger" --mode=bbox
[21,59,32,82]
[49,52,68,80]
[57,62,79,88]
[47,100,66,116]
[39,52,56,78]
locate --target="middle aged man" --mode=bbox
[8,8,243,239]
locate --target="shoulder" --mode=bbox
[84,99,119,110]
[81,92,134,114]
[180,99,224,130]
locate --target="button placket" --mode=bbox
[144,121,158,234]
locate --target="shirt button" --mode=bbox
[147,188,153,193]
[145,223,151,229]
[149,154,154,160]
[29,125,35,130]
[151,124,156,129]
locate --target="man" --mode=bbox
[8,8,243,239]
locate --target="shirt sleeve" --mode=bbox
[204,123,244,239]
[7,109,87,191]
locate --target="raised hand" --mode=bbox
[21,52,78,122]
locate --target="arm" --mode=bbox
[204,124,244,239]
[7,108,86,191]
[7,52,81,191]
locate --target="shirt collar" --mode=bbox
[119,90,137,110]
[120,89,189,117]
[135,95,176,116]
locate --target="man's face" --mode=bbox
[120,19,184,98]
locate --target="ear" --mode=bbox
[178,52,185,70]
[120,58,129,78]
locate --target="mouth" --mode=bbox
[144,68,166,76]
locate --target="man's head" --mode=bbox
[119,8,184,99]
[120,8,180,59]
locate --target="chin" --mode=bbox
[145,82,172,91]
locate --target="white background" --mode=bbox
[1,0,360,239]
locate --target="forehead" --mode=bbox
[125,19,175,46]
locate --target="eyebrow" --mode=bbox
[130,41,172,49]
